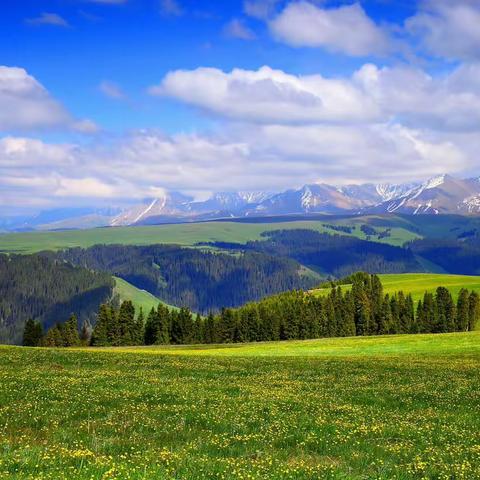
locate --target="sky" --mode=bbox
[1,0,480,214]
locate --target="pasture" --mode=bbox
[312,273,480,304]
[0,219,419,254]
[0,332,479,479]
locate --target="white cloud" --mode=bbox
[0,66,70,131]
[98,80,126,100]
[1,123,477,211]
[0,66,97,134]
[151,66,380,124]
[151,63,480,131]
[269,2,391,56]
[25,13,69,27]
[406,0,480,61]
[224,19,256,40]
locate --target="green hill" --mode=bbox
[312,273,480,303]
[113,276,178,313]
[0,218,420,254]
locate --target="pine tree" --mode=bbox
[456,289,470,332]
[42,324,64,347]
[91,304,111,346]
[144,308,159,345]
[23,319,43,347]
[134,308,145,345]
[63,314,80,347]
[468,291,480,331]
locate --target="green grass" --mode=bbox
[312,273,480,303]
[0,332,479,479]
[113,277,178,313]
[0,219,420,254]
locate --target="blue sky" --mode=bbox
[1,0,480,213]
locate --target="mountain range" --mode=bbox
[3,174,480,231]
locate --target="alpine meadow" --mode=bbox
[1,1,480,479]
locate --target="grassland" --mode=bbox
[0,219,420,254]
[113,277,178,313]
[0,332,479,479]
[312,273,480,304]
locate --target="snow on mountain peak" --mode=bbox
[424,174,446,190]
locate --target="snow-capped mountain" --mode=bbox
[365,175,480,215]
[4,174,480,231]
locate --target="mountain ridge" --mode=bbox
[3,174,480,231]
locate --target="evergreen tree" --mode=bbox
[22,319,43,347]
[468,292,480,331]
[63,314,80,347]
[91,304,111,346]
[456,289,470,332]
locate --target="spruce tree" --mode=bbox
[23,319,43,347]
[63,314,80,347]
[456,289,470,332]
[468,291,480,331]
[91,304,111,346]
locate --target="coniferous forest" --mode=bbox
[34,273,480,348]
[0,254,113,345]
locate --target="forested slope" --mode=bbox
[0,254,113,344]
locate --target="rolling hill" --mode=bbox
[312,273,480,303]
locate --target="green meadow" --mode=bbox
[113,277,178,314]
[0,332,479,479]
[313,273,480,304]
[0,219,419,254]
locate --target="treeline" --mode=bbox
[52,244,315,312]
[31,273,480,347]
[208,230,423,278]
[0,254,113,345]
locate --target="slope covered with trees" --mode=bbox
[37,273,477,348]
[0,254,113,345]
[53,244,317,312]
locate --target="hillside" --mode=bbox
[113,277,178,313]
[312,273,480,303]
[1,332,479,479]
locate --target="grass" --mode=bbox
[0,332,479,479]
[113,277,178,313]
[0,219,419,254]
[312,273,480,303]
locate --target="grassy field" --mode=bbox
[312,273,480,303]
[0,332,479,479]
[0,219,420,254]
[113,277,178,313]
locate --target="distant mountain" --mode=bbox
[3,175,480,231]
[364,175,480,215]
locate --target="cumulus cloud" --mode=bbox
[150,63,480,131]
[224,19,256,40]
[150,66,380,124]
[269,2,392,56]
[406,0,480,61]
[0,66,97,133]
[25,13,69,27]
[0,66,71,131]
[1,122,477,211]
